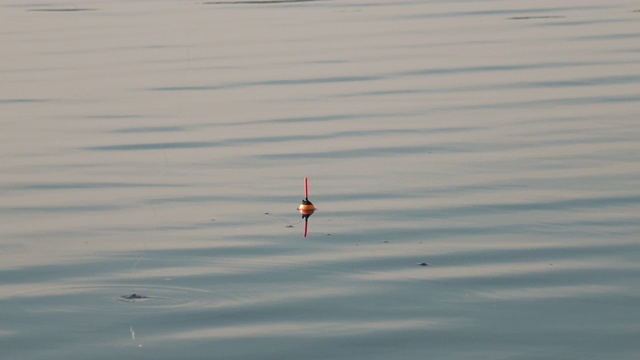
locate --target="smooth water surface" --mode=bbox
[2,0,640,359]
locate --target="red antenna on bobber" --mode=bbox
[298,177,316,238]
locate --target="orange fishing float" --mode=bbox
[298,177,315,237]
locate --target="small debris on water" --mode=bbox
[118,293,149,301]
[286,225,294,228]
[383,241,390,243]
[418,262,429,266]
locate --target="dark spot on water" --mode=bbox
[264,212,270,215]
[383,241,390,243]
[418,262,429,266]
[508,15,565,20]
[286,225,294,228]
[326,233,331,236]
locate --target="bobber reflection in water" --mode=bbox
[298,177,316,238]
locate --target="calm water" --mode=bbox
[2,0,640,359]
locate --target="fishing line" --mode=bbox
[264,212,303,227]
[128,151,167,290]
[123,149,170,348]
[125,7,196,344]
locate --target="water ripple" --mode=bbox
[150,75,379,92]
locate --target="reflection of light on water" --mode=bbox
[197,285,378,311]
[350,259,640,282]
[150,318,462,341]
[474,284,623,301]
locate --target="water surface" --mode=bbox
[2,0,640,359]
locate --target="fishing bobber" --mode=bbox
[298,177,316,238]
[298,177,315,218]
[298,198,315,218]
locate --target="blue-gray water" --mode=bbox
[2,1,640,359]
